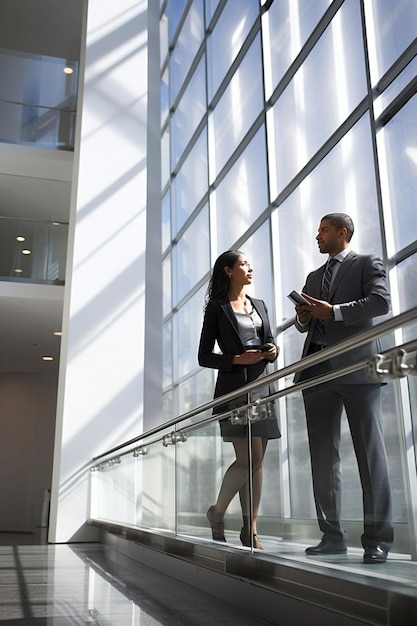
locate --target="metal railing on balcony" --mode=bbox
[89,307,417,559]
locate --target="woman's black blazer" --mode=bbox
[198,296,277,414]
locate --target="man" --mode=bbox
[293,213,393,564]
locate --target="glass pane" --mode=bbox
[285,389,315,519]
[160,11,169,67]
[0,49,78,108]
[172,128,208,234]
[173,205,210,304]
[382,383,408,524]
[139,439,176,532]
[407,376,417,468]
[171,56,206,168]
[238,221,274,319]
[161,190,171,253]
[205,0,222,25]
[374,56,417,117]
[162,254,171,317]
[163,320,172,390]
[176,402,282,548]
[268,0,367,197]
[174,285,205,381]
[169,0,204,105]
[262,0,332,99]
[161,126,170,189]
[272,113,381,339]
[364,0,417,86]
[206,0,259,101]
[177,368,214,417]
[377,93,417,255]
[0,101,75,149]
[166,0,188,44]
[161,68,169,127]
[396,257,417,332]
[213,125,268,253]
[163,389,174,423]
[176,420,237,543]
[91,454,136,525]
[0,218,67,283]
[285,381,406,527]
[209,34,263,180]
[0,49,78,149]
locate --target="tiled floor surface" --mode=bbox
[0,533,273,625]
[1,531,417,625]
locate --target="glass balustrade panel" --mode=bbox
[137,437,176,533]
[0,218,68,283]
[175,396,282,550]
[0,48,78,150]
[91,454,136,525]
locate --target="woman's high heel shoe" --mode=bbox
[240,528,263,549]
[207,506,226,542]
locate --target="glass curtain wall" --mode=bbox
[160,0,417,552]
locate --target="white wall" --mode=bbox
[49,0,156,542]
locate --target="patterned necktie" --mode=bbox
[321,258,337,300]
[315,258,337,345]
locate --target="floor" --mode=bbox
[2,530,417,625]
[0,532,273,626]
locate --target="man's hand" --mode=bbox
[297,293,334,320]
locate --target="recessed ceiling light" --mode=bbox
[53,331,62,336]
[22,249,32,255]
[52,222,61,226]
[14,268,23,273]
[16,236,25,242]
[64,66,74,74]
[42,356,54,361]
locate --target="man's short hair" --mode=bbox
[322,213,354,242]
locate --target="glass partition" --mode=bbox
[91,437,176,533]
[91,455,137,526]
[0,48,78,150]
[90,310,417,558]
[208,33,263,179]
[267,0,367,196]
[169,0,204,106]
[262,0,332,99]
[364,0,417,87]
[0,217,68,283]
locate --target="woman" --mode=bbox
[198,250,280,549]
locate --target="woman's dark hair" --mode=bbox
[204,249,243,308]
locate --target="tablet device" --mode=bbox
[287,290,311,306]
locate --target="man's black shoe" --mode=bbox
[305,539,347,555]
[363,546,388,564]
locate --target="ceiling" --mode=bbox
[0,0,83,375]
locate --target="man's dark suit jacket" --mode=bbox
[198,296,277,413]
[294,251,390,384]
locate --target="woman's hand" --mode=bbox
[261,345,277,361]
[233,350,265,365]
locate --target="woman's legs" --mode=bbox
[239,438,268,535]
[210,437,268,536]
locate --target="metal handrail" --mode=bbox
[92,305,417,461]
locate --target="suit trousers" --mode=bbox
[302,379,393,550]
